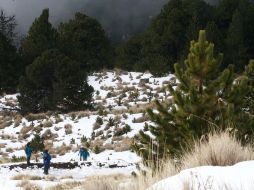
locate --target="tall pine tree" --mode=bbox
[58,12,113,71]
[20,9,58,66]
[0,32,21,93]
[18,49,94,113]
[134,30,251,161]
[225,10,247,72]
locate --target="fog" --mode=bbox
[0,0,168,43]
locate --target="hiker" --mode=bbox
[25,142,33,165]
[43,150,51,175]
[79,147,90,161]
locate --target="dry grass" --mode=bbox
[80,176,119,190]
[181,131,254,169]
[46,181,82,190]
[12,174,42,180]
[124,131,254,190]
[53,144,72,155]
[42,129,58,140]
[0,143,6,148]
[64,124,73,135]
[25,113,47,121]
[43,120,53,128]
[17,181,42,190]
[0,117,13,129]
[20,125,33,135]
[14,114,22,127]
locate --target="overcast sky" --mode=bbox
[0,0,169,42]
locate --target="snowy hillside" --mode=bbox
[0,70,175,190]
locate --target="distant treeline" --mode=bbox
[116,0,254,76]
[0,0,254,113]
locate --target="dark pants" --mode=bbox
[27,156,31,165]
[80,156,87,161]
[44,164,50,175]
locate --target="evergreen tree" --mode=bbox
[58,12,113,71]
[225,10,247,72]
[145,0,189,73]
[134,30,251,161]
[0,32,21,93]
[238,60,254,142]
[0,10,16,41]
[30,134,45,162]
[20,9,58,66]
[115,35,143,71]
[18,49,94,113]
[205,21,224,54]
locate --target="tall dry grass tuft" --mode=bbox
[129,131,254,190]
[181,131,254,169]
[17,180,41,190]
[80,174,127,190]
[12,174,42,180]
[133,159,179,190]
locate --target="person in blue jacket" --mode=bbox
[43,149,51,175]
[25,142,33,165]
[79,147,90,161]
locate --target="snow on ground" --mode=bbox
[148,161,254,190]
[0,71,175,190]
[0,150,141,190]
[0,71,175,161]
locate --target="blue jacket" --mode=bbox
[79,149,90,159]
[25,146,33,157]
[43,152,51,166]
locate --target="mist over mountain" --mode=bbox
[0,0,243,43]
[0,0,168,43]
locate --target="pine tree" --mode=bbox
[20,9,58,66]
[0,10,16,41]
[243,60,254,131]
[18,49,94,113]
[58,12,113,71]
[30,134,45,162]
[225,10,247,72]
[134,30,251,161]
[0,32,21,93]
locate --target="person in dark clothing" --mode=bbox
[25,142,33,165]
[43,150,51,175]
[79,147,90,161]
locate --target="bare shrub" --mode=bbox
[55,117,63,124]
[181,131,254,169]
[54,144,72,155]
[20,125,33,136]
[43,120,53,128]
[6,147,13,153]
[33,125,43,133]
[0,143,6,148]
[44,140,54,151]
[95,130,103,137]
[42,129,58,140]
[0,119,13,129]
[114,138,133,152]
[90,139,105,153]
[93,122,101,130]
[132,115,149,123]
[64,124,73,135]
[26,113,47,121]
[14,114,22,127]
